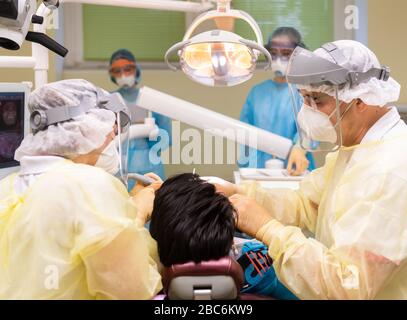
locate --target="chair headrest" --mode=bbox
[162,256,245,300]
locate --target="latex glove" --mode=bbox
[287,146,309,176]
[229,194,273,238]
[201,176,241,197]
[130,173,163,225]
[130,172,163,197]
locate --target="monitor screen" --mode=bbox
[0,92,25,168]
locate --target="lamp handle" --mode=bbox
[164,40,190,71]
[239,38,272,70]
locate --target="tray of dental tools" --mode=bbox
[238,168,309,181]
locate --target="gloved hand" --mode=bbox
[201,176,241,197]
[130,173,163,225]
[229,194,273,238]
[287,146,309,176]
[130,172,162,196]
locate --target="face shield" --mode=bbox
[97,91,131,186]
[285,42,391,153]
[267,42,296,62]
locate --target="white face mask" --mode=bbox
[297,101,355,144]
[95,140,119,175]
[297,105,338,143]
[271,58,289,78]
[116,75,136,88]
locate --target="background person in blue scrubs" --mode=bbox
[239,27,316,175]
[109,49,172,189]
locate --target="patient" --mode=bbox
[150,173,235,267]
[150,173,297,300]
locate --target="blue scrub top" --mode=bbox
[238,79,315,170]
[114,86,172,189]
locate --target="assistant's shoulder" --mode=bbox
[249,80,274,94]
[244,81,274,107]
[0,173,18,201]
[40,162,127,196]
[379,134,407,180]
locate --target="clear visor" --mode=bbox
[99,91,132,186]
[180,42,255,87]
[286,49,345,153]
[115,111,130,187]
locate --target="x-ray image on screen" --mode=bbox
[0,93,25,168]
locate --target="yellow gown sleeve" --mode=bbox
[255,173,407,300]
[83,226,162,300]
[62,164,162,299]
[239,169,321,232]
[238,152,338,233]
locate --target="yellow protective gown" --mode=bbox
[0,161,162,299]
[240,131,407,299]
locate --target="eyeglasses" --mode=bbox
[110,64,136,77]
[269,47,295,61]
[300,90,333,110]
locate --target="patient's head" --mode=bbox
[150,173,236,267]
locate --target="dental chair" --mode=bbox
[155,256,274,300]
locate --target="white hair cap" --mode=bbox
[15,79,116,161]
[298,40,401,106]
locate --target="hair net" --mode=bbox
[297,40,400,106]
[265,26,307,49]
[15,79,116,161]
[109,49,136,66]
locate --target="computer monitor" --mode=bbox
[0,82,30,180]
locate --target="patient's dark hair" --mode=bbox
[150,173,236,267]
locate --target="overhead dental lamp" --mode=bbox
[165,0,272,87]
